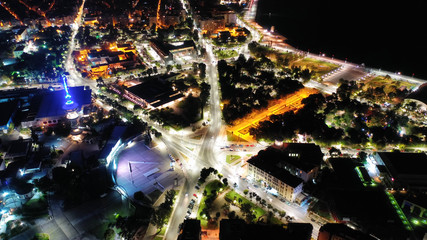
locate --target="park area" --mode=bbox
[196,180,285,230]
[214,49,239,60]
[290,58,340,80]
[361,75,417,94]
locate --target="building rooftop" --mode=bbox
[35,86,91,119]
[126,76,183,108]
[150,39,195,56]
[177,219,201,240]
[219,219,312,240]
[5,139,32,160]
[377,152,427,176]
[0,101,18,127]
[248,148,304,188]
[319,223,378,240]
[99,125,129,160]
[328,157,364,189]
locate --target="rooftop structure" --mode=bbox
[326,188,405,239]
[374,152,427,190]
[149,39,196,64]
[328,158,373,189]
[4,139,32,161]
[21,86,91,128]
[248,148,304,202]
[75,43,139,79]
[318,223,378,240]
[121,75,184,109]
[99,126,129,167]
[219,219,312,240]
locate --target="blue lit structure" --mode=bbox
[61,74,78,112]
[62,74,74,105]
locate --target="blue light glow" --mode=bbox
[62,74,74,105]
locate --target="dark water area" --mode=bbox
[256,0,427,79]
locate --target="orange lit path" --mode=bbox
[0,2,23,25]
[227,88,318,141]
[155,0,162,31]
[47,0,55,12]
[18,0,51,26]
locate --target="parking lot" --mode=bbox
[115,141,184,198]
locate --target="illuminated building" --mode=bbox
[21,85,91,128]
[114,74,184,109]
[149,39,196,64]
[74,43,139,79]
[98,126,128,167]
[247,143,323,202]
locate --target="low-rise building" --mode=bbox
[119,75,184,109]
[149,39,196,64]
[4,139,32,162]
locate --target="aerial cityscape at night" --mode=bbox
[0,0,427,239]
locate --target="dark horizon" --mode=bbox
[256,0,427,79]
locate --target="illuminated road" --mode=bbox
[227,88,318,141]
[64,0,94,89]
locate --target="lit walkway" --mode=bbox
[227,88,318,141]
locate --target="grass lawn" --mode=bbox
[214,49,238,60]
[33,233,49,240]
[291,58,340,79]
[225,190,282,224]
[225,191,264,219]
[154,236,163,240]
[157,190,179,235]
[197,180,225,228]
[363,75,417,93]
[226,155,241,164]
